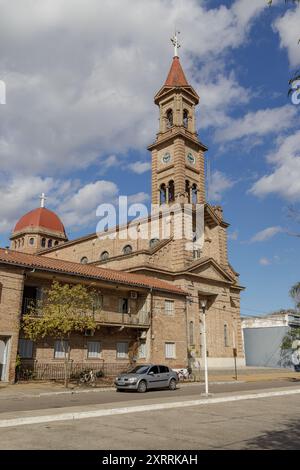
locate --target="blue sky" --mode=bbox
[0,0,299,316]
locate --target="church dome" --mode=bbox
[13,207,66,236]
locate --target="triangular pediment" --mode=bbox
[186,258,234,283]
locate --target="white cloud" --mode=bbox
[59,180,119,228]
[127,192,150,204]
[250,130,300,200]
[215,105,297,143]
[0,0,269,178]
[274,7,300,68]
[0,175,149,236]
[128,162,151,174]
[98,155,120,175]
[207,170,234,201]
[228,230,239,241]
[0,175,55,234]
[250,226,284,243]
[198,73,251,130]
[259,257,271,266]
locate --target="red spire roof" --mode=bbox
[164,56,189,87]
[14,207,66,235]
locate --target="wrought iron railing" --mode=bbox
[22,297,150,327]
[19,361,134,381]
[93,310,150,327]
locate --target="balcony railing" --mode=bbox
[22,297,150,327]
[93,310,150,327]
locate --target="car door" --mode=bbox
[158,365,170,388]
[146,365,160,389]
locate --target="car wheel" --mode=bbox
[169,378,176,390]
[137,380,147,393]
[116,388,124,392]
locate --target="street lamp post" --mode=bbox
[200,299,208,396]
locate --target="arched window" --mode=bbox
[189,321,194,345]
[41,238,46,248]
[54,241,59,246]
[149,238,159,249]
[80,257,88,264]
[123,245,132,255]
[166,109,173,129]
[168,180,175,202]
[185,180,190,203]
[48,239,53,248]
[192,184,198,204]
[224,324,229,347]
[100,251,109,261]
[29,238,35,246]
[183,109,189,128]
[159,184,167,205]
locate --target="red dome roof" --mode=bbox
[14,207,66,235]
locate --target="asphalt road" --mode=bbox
[1,390,300,449]
[1,378,300,413]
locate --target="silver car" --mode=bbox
[114,364,178,393]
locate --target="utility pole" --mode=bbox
[200,299,208,396]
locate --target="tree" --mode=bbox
[280,285,300,365]
[290,282,300,308]
[22,281,100,387]
[266,1,300,94]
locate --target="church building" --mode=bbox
[0,39,245,382]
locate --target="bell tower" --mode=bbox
[148,33,207,207]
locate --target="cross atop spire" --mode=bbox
[40,193,46,208]
[171,30,180,58]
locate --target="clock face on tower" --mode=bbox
[161,152,171,164]
[186,152,196,165]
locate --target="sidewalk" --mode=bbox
[0,366,298,399]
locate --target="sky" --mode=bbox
[0,0,300,316]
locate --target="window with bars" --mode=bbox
[165,342,176,359]
[54,340,69,359]
[87,341,101,359]
[116,342,128,359]
[164,300,174,315]
[19,339,33,358]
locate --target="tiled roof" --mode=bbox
[13,207,66,236]
[0,248,186,296]
[164,57,189,87]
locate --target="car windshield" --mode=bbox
[128,366,149,374]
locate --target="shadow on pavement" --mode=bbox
[244,419,300,450]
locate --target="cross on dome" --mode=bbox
[40,193,47,208]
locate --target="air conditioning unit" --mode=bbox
[140,331,147,339]
[84,329,95,337]
[130,291,138,299]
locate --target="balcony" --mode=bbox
[93,310,150,328]
[22,297,150,328]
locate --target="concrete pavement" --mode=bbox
[0,386,300,449]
